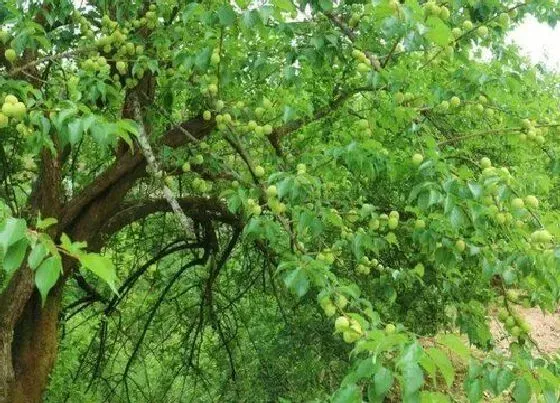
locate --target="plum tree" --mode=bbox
[1,1,560,402]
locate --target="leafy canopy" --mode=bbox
[1,0,560,402]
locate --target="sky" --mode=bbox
[509,16,560,70]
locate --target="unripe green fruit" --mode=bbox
[452,27,462,38]
[357,119,369,129]
[395,92,405,104]
[0,113,8,128]
[506,316,515,328]
[369,218,380,230]
[507,290,519,302]
[254,126,264,136]
[385,323,396,334]
[263,124,273,135]
[335,294,348,309]
[323,303,336,317]
[496,213,506,224]
[387,217,398,229]
[480,157,491,168]
[0,30,9,44]
[210,52,220,65]
[497,308,508,322]
[215,100,224,111]
[255,107,265,118]
[485,108,494,117]
[191,154,204,165]
[389,210,399,220]
[2,102,16,117]
[450,96,461,107]
[247,120,257,130]
[455,239,466,252]
[412,153,424,166]
[478,25,489,37]
[530,229,552,243]
[415,219,426,229]
[357,62,370,73]
[498,13,510,27]
[116,61,127,74]
[413,262,424,276]
[463,20,473,31]
[4,95,17,104]
[510,326,521,337]
[334,316,350,332]
[439,6,450,19]
[12,102,26,120]
[208,83,218,95]
[266,185,278,197]
[342,330,360,343]
[296,163,306,174]
[525,195,539,208]
[475,104,484,113]
[511,198,524,209]
[254,165,265,177]
[203,110,211,121]
[182,162,191,173]
[4,48,16,63]
[164,176,174,187]
[440,100,449,110]
[357,264,370,275]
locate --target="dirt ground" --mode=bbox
[490,306,560,354]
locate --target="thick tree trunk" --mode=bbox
[8,282,64,403]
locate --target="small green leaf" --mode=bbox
[467,378,482,403]
[283,267,309,297]
[80,253,118,293]
[35,256,62,304]
[435,334,470,361]
[28,242,48,270]
[512,377,532,403]
[35,217,58,230]
[217,4,236,26]
[426,348,454,388]
[3,238,29,274]
[332,383,361,403]
[0,217,27,253]
[374,367,393,396]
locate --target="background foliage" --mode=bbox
[1,0,560,402]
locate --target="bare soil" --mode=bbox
[490,306,560,355]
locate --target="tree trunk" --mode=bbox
[7,281,65,403]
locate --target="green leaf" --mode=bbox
[512,377,532,403]
[435,334,470,361]
[401,363,424,397]
[79,253,118,293]
[3,238,29,274]
[332,383,361,403]
[374,367,393,397]
[35,256,62,304]
[467,378,482,403]
[68,118,83,145]
[0,217,27,254]
[35,217,58,230]
[426,348,454,388]
[283,267,309,297]
[425,16,452,47]
[217,4,236,26]
[28,242,48,270]
[273,0,296,12]
[420,391,450,403]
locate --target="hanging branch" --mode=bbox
[132,94,193,235]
